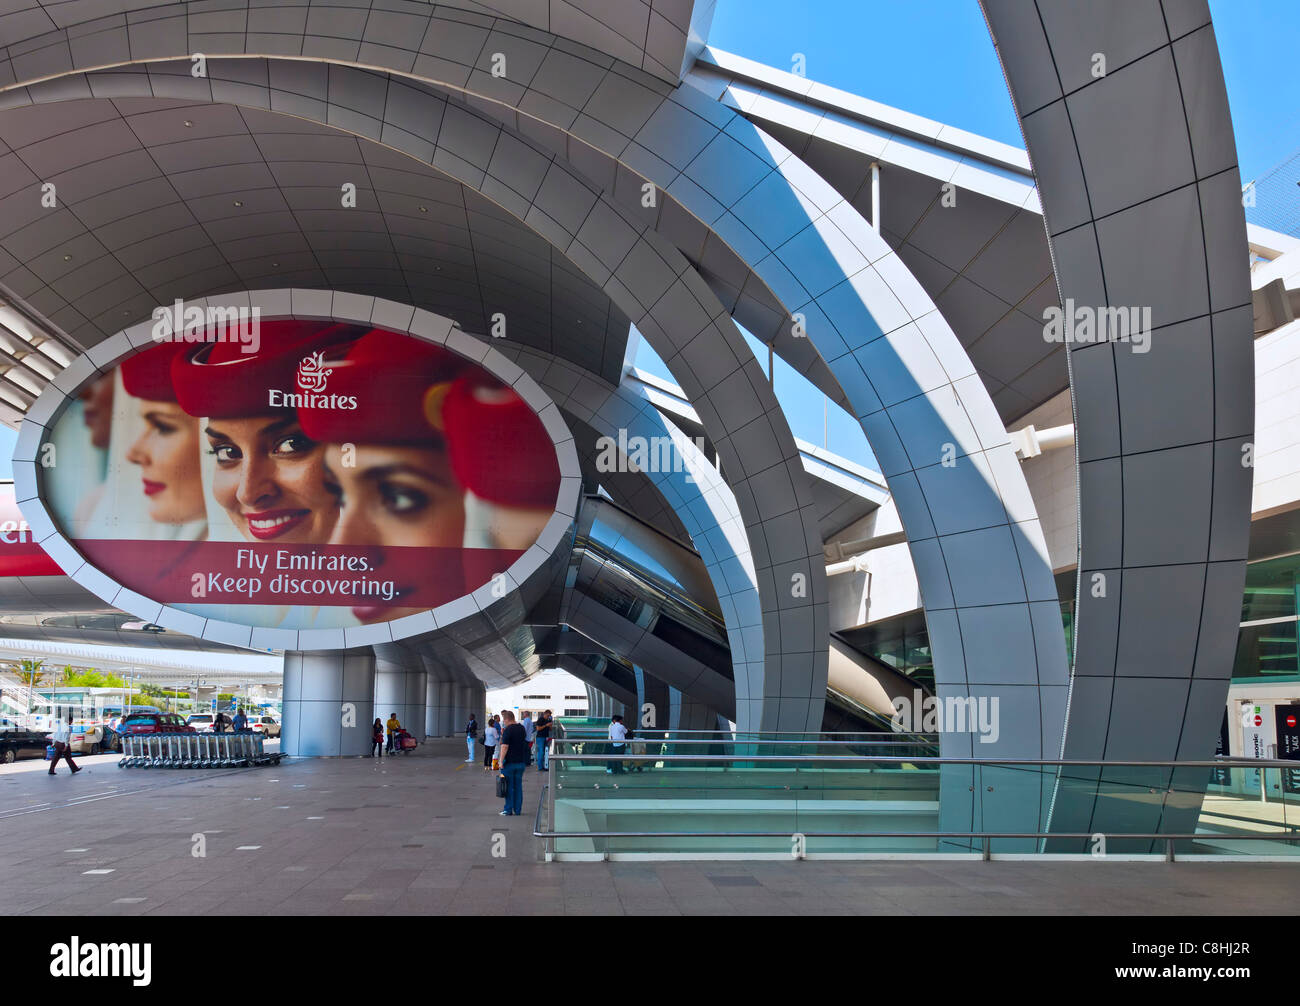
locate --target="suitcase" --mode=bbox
[400,734,417,750]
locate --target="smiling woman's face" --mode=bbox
[323,443,464,549]
[125,401,204,524]
[204,415,338,545]
[323,443,465,622]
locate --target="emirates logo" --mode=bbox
[296,351,331,393]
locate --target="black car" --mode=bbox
[0,727,50,763]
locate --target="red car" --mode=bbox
[117,712,196,735]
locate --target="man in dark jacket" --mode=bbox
[465,713,478,763]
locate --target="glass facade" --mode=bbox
[1233,553,1300,682]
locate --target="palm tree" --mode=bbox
[16,658,45,717]
[16,658,45,687]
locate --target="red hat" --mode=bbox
[170,319,360,419]
[442,376,559,509]
[120,342,185,401]
[297,329,465,445]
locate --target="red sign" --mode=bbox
[0,485,61,577]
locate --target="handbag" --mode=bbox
[45,744,56,760]
[495,773,508,798]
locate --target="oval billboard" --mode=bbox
[33,315,564,635]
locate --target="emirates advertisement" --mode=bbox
[39,321,561,630]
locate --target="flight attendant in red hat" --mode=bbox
[441,374,560,551]
[297,328,467,623]
[171,319,360,546]
[121,342,206,529]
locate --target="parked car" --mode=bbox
[185,714,215,733]
[118,712,195,736]
[250,716,280,737]
[68,718,108,755]
[0,728,50,763]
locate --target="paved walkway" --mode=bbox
[1,739,1297,915]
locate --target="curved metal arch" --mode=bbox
[2,72,828,732]
[2,20,1069,768]
[980,0,1254,843]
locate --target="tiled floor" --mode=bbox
[1,739,1297,915]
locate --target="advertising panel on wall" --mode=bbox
[34,316,563,634]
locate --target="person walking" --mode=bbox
[465,712,479,763]
[496,711,529,816]
[385,712,401,754]
[606,714,627,774]
[369,718,384,758]
[49,713,80,776]
[534,709,553,771]
[483,716,499,770]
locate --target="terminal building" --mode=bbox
[0,0,1282,846]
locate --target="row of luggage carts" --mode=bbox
[118,732,283,769]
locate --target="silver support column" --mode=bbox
[373,647,407,734]
[281,650,375,757]
[403,663,427,741]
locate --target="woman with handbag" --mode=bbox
[369,718,384,758]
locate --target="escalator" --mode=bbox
[556,494,736,718]
[558,495,926,738]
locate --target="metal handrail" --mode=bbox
[534,829,1296,841]
[550,738,939,747]
[556,727,938,736]
[546,753,1300,766]
[536,753,1300,856]
[535,783,549,860]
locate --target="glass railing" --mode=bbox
[551,725,940,760]
[537,744,1300,860]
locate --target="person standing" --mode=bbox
[49,713,80,776]
[386,712,401,754]
[606,714,627,774]
[232,707,248,732]
[521,710,535,761]
[465,712,479,763]
[534,709,553,772]
[483,716,499,771]
[496,711,529,816]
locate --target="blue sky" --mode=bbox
[707,0,1298,182]
[630,0,1295,466]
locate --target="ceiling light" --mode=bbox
[0,384,28,410]
[184,120,193,127]
[5,369,43,395]
[18,353,55,380]
[33,340,71,366]
[233,200,243,207]
[418,206,427,213]
[62,254,71,262]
